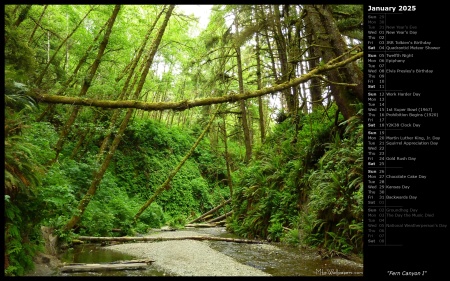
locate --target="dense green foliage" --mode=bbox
[228,105,363,256]
[303,108,363,254]
[115,119,229,219]
[4,113,232,275]
[4,101,48,276]
[4,38,46,275]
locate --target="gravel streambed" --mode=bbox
[106,229,272,276]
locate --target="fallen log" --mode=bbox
[201,214,214,221]
[76,235,266,244]
[205,210,233,223]
[185,222,218,228]
[60,259,154,273]
[188,199,231,224]
[215,220,226,226]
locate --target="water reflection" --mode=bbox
[59,244,166,276]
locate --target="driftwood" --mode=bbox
[188,199,231,224]
[76,235,266,244]
[60,259,154,273]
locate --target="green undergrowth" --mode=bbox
[5,103,363,276]
[5,116,231,275]
[228,105,364,256]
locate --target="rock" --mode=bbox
[40,226,59,256]
[24,252,63,276]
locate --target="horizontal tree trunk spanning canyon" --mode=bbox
[28,52,362,112]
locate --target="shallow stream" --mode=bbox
[58,227,363,277]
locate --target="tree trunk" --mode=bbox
[30,52,362,112]
[262,25,278,84]
[133,103,222,222]
[271,5,296,114]
[222,118,234,198]
[14,5,32,27]
[303,5,363,119]
[28,5,47,44]
[60,259,154,273]
[51,5,121,164]
[205,210,233,223]
[63,5,175,232]
[287,8,302,144]
[254,16,266,144]
[234,9,252,163]
[185,223,220,228]
[303,14,324,112]
[188,199,231,224]
[97,7,166,161]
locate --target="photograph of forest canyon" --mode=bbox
[4,4,364,276]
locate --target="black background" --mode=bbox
[364,2,447,279]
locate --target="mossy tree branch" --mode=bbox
[29,52,362,112]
